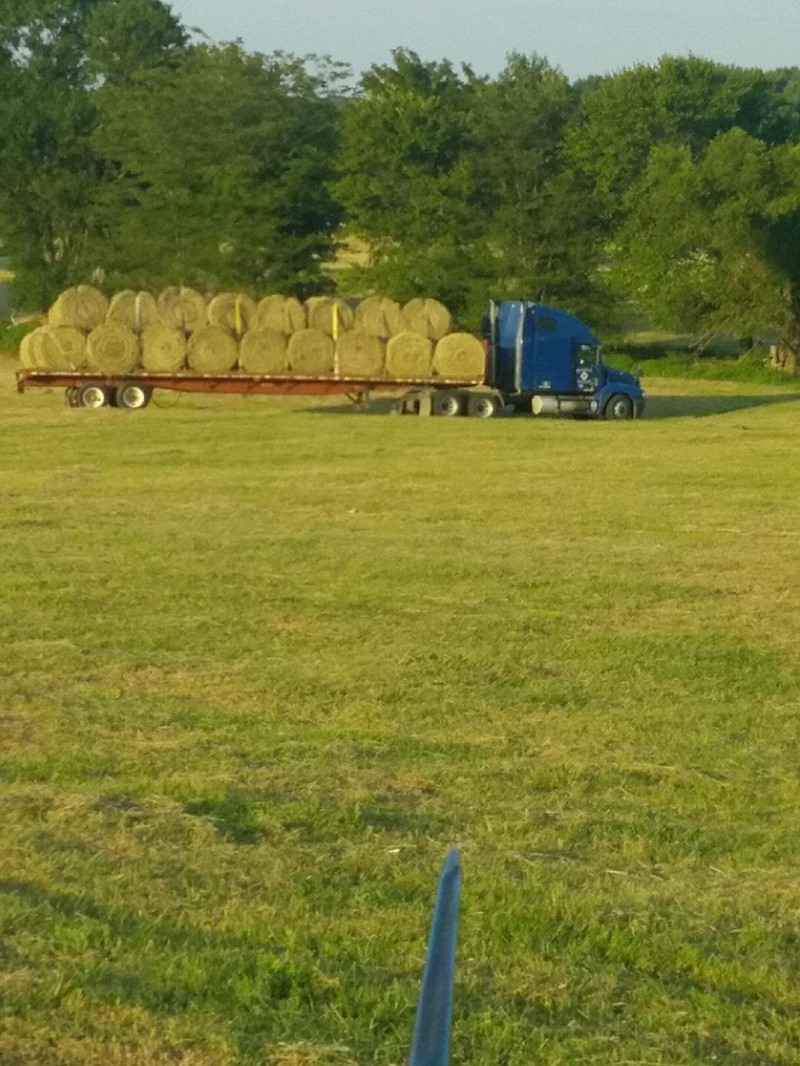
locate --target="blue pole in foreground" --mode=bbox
[408,848,462,1066]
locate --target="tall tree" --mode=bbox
[92,44,344,293]
[0,0,186,308]
[334,49,488,322]
[613,129,800,363]
[567,56,800,227]
[470,53,608,324]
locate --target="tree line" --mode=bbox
[3,1,800,359]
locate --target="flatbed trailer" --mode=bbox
[15,369,495,416]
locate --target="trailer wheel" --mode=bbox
[604,393,634,420]
[115,382,152,410]
[467,393,499,418]
[432,390,463,417]
[75,383,111,408]
[65,387,78,407]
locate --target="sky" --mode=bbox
[168,0,800,82]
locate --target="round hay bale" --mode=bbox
[48,285,108,331]
[19,328,44,368]
[207,292,257,337]
[19,327,51,368]
[385,332,434,379]
[141,319,187,373]
[432,332,486,380]
[186,324,238,373]
[35,325,87,370]
[157,286,207,333]
[305,296,355,336]
[287,328,335,377]
[86,322,139,375]
[336,329,384,378]
[354,296,404,339]
[402,297,452,340]
[238,329,288,374]
[106,290,160,334]
[254,294,306,333]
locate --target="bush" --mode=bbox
[604,347,800,388]
[0,319,40,354]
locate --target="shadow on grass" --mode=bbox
[643,392,800,420]
[303,392,800,420]
[0,876,417,1059]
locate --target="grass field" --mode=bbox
[2,360,800,1065]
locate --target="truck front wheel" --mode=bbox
[604,393,634,420]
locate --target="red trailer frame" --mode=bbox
[16,369,485,395]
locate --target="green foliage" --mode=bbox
[0,0,187,309]
[605,346,800,387]
[333,50,613,328]
[471,53,611,326]
[84,0,187,83]
[333,49,489,317]
[92,44,344,294]
[567,56,800,225]
[0,318,40,353]
[612,130,800,346]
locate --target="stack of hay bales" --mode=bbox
[21,286,486,383]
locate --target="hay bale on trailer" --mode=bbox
[157,286,207,333]
[19,327,46,369]
[186,324,239,373]
[35,325,87,370]
[207,292,257,338]
[86,322,139,375]
[48,285,108,331]
[254,294,306,333]
[106,290,160,333]
[385,332,433,379]
[402,298,452,341]
[287,328,335,376]
[305,296,355,336]
[355,296,404,339]
[432,332,486,380]
[141,320,187,373]
[238,329,289,374]
[336,329,384,378]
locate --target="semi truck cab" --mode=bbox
[488,300,645,419]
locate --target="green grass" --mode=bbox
[2,365,800,1064]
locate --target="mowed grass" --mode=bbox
[2,364,800,1065]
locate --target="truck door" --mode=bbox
[520,307,576,393]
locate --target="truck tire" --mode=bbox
[115,382,152,410]
[604,393,634,420]
[75,383,111,408]
[432,390,463,417]
[467,393,499,418]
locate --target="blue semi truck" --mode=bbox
[396,300,645,419]
[16,298,644,418]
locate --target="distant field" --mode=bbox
[2,360,800,1065]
